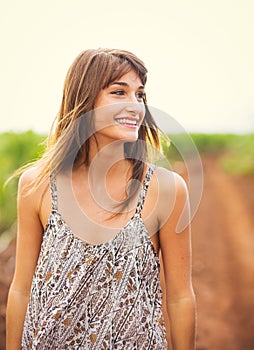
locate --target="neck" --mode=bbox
[74,136,131,182]
[76,138,132,212]
[90,137,126,171]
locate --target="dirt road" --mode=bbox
[0,155,254,349]
[191,156,254,350]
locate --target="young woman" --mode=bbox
[6,48,196,349]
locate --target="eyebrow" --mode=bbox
[111,81,145,89]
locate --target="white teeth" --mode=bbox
[115,118,137,125]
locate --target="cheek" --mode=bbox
[93,104,121,131]
[139,105,146,122]
[95,102,134,122]
[142,106,146,118]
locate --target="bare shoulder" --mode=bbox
[19,166,42,185]
[18,166,50,213]
[151,166,189,229]
[19,166,49,189]
[153,166,188,199]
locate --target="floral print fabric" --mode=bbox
[22,165,167,349]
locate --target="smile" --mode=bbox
[114,117,139,128]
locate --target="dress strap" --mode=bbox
[135,164,157,216]
[49,173,58,211]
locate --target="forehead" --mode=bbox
[110,69,143,86]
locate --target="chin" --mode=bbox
[120,132,139,143]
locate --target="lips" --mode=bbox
[114,117,139,127]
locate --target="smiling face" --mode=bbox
[93,70,146,146]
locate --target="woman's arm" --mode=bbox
[157,168,196,350]
[6,170,45,350]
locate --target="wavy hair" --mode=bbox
[13,48,161,212]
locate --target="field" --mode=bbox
[0,131,254,349]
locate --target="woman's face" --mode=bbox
[93,69,146,145]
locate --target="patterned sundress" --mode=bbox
[22,165,167,349]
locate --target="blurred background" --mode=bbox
[0,0,253,349]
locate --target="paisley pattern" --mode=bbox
[22,165,167,349]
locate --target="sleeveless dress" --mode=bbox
[22,165,167,349]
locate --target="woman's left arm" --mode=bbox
[157,169,196,350]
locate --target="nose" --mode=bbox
[125,95,144,115]
[125,103,144,117]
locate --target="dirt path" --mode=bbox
[0,155,254,349]
[190,156,254,350]
[0,240,15,350]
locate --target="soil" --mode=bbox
[0,155,254,350]
[190,156,254,350]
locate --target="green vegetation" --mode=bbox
[190,133,254,175]
[163,133,254,176]
[0,131,46,234]
[219,134,254,176]
[0,131,253,240]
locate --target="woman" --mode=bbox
[6,48,196,349]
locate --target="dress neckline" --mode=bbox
[46,208,144,249]
[48,164,157,248]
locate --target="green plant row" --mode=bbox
[0,131,253,236]
[0,131,46,234]
[162,133,254,176]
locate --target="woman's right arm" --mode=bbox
[6,170,45,350]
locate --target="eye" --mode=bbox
[136,91,145,100]
[110,90,125,96]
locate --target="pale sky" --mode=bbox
[1,0,253,134]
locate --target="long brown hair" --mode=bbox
[14,48,161,211]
